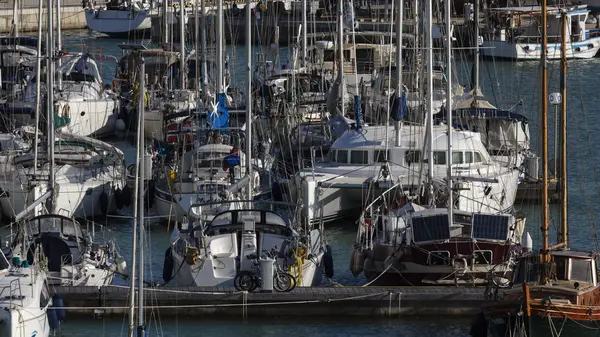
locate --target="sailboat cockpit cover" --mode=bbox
[24,214,84,241]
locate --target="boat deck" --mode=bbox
[53,285,492,318]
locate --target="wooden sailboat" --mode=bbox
[472,5,600,337]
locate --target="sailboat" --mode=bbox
[164,0,327,288]
[472,7,600,337]
[350,0,528,286]
[0,240,52,336]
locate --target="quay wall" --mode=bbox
[0,0,87,33]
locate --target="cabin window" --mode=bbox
[374,149,389,163]
[433,151,446,165]
[571,259,593,283]
[555,257,567,280]
[427,251,451,266]
[465,152,474,164]
[323,50,335,62]
[474,250,493,265]
[474,152,483,163]
[350,150,368,164]
[452,151,464,164]
[336,150,348,164]
[405,151,421,165]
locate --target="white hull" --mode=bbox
[48,266,114,287]
[172,245,323,287]
[0,255,51,337]
[56,100,119,137]
[294,168,521,223]
[0,175,122,219]
[85,9,152,34]
[481,38,600,60]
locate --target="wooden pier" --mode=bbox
[53,285,491,318]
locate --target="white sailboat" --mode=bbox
[0,131,126,219]
[164,0,327,288]
[10,53,120,138]
[84,0,155,36]
[11,213,126,286]
[481,5,600,60]
[0,245,52,337]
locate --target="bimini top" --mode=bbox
[204,209,293,236]
[488,5,588,15]
[331,125,485,154]
[447,108,528,123]
[23,214,84,240]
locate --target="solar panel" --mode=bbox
[471,214,511,241]
[412,214,451,243]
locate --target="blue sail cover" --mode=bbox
[392,91,408,121]
[222,153,241,171]
[208,93,230,131]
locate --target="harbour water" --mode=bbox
[6,30,600,336]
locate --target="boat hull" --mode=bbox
[484,312,600,337]
[481,38,600,60]
[0,177,122,219]
[85,8,152,34]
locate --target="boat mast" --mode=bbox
[445,0,452,219]
[179,0,186,90]
[245,0,252,200]
[194,0,199,91]
[559,10,568,248]
[127,53,145,337]
[426,0,434,205]
[163,0,169,43]
[337,0,344,118]
[11,0,18,37]
[541,0,550,275]
[57,0,62,90]
[47,0,55,212]
[394,0,402,146]
[137,57,147,336]
[200,0,207,97]
[471,0,479,98]
[33,0,43,175]
[217,0,223,95]
[302,0,307,67]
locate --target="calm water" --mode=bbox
[14,30,600,336]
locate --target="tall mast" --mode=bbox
[57,0,62,90]
[541,0,550,271]
[426,0,434,204]
[245,0,252,200]
[127,54,144,337]
[179,0,186,90]
[394,0,402,147]
[217,0,223,94]
[33,0,43,175]
[559,10,567,248]
[47,0,55,211]
[445,0,453,219]
[137,58,146,336]
[162,0,169,43]
[194,0,199,91]
[302,0,307,67]
[12,0,18,37]
[337,0,344,117]
[200,0,207,96]
[471,0,479,95]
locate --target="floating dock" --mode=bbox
[54,285,490,318]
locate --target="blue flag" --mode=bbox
[208,93,230,131]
